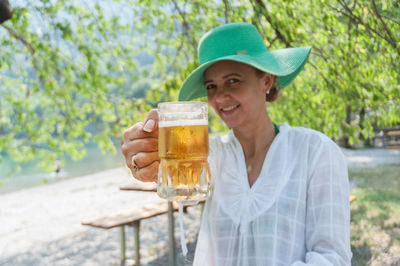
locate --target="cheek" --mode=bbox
[238,86,266,108]
[248,81,266,99]
[207,98,218,113]
[237,88,257,103]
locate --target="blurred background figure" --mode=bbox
[54,159,62,176]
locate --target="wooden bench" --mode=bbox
[119,182,157,192]
[384,129,400,149]
[83,181,206,266]
[82,200,179,266]
[374,128,400,149]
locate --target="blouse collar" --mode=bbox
[214,123,292,225]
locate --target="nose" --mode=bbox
[214,85,229,103]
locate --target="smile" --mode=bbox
[221,104,240,112]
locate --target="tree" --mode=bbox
[0,1,149,171]
[0,0,398,173]
[134,0,399,146]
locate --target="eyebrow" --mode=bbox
[204,73,242,85]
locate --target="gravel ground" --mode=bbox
[0,168,201,266]
[0,148,399,266]
[342,148,400,167]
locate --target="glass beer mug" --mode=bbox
[157,102,212,201]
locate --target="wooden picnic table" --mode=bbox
[119,182,157,192]
[82,200,178,265]
[119,182,177,266]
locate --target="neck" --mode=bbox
[232,112,275,158]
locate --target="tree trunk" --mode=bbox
[340,105,352,148]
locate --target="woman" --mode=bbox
[122,23,351,265]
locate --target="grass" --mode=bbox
[349,163,400,266]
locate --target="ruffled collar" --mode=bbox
[214,123,292,226]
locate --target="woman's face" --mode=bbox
[204,60,273,129]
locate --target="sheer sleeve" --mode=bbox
[291,140,352,266]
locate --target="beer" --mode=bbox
[157,102,211,201]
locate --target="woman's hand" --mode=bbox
[121,109,159,182]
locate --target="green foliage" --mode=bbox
[0,1,148,169]
[0,0,399,170]
[132,0,399,145]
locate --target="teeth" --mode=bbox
[221,105,238,111]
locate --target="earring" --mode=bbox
[266,90,270,95]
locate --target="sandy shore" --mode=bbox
[0,148,399,265]
[0,167,201,265]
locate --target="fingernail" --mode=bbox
[143,119,155,132]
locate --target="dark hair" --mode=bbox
[254,68,282,102]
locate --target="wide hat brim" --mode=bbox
[178,46,311,101]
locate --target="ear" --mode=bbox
[262,73,275,93]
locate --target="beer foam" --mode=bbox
[159,120,208,127]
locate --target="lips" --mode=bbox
[220,104,240,112]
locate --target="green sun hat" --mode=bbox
[178,22,311,101]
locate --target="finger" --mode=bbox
[123,122,142,144]
[123,138,158,167]
[122,109,159,146]
[123,123,158,144]
[133,160,159,182]
[143,109,159,133]
[134,151,160,168]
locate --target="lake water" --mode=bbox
[0,144,125,195]
[2,145,398,195]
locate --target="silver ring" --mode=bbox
[131,155,138,170]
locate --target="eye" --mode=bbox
[206,84,216,90]
[228,78,239,84]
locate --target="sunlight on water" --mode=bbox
[0,144,124,194]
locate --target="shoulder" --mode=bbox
[281,123,340,150]
[280,123,345,163]
[282,123,332,143]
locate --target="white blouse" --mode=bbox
[193,123,352,266]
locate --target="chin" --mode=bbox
[222,119,241,129]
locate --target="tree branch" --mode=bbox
[311,47,329,62]
[371,0,397,48]
[252,0,291,47]
[1,24,35,54]
[382,15,400,26]
[268,36,278,48]
[171,0,197,50]
[307,60,336,93]
[3,19,47,92]
[248,0,267,40]
[167,36,185,73]
[335,0,398,52]
[222,0,230,23]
